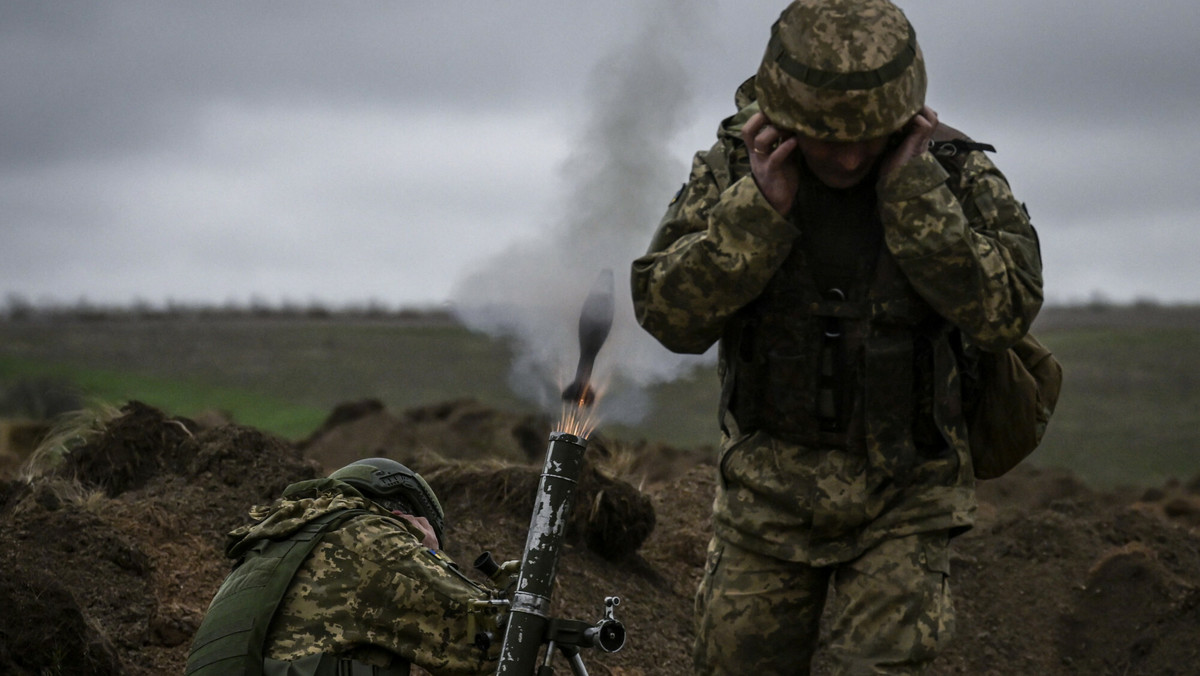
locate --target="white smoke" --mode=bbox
[449,3,716,423]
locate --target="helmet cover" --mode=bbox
[755,0,927,141]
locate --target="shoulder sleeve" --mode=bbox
[274,515,500,675]
[631,134,798,354]
[878,146,1044,351]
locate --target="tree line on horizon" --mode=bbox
[2,293,1194,324]
[1,295,455,323]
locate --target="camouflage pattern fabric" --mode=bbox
[630,66,1042,671]
[756,0,926,142]
[879,149,1043,352]
[632,79,1043,364]
[631,79,1042,563]
[711,431,973,566]
[224,479,501,675]
[694,531,953,675]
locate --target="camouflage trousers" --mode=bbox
[694,530,954,675]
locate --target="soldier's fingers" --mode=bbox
[757,126,777,153]
[914,108,938,148]
[768,136,798,164]
[760,125,795,157]
[916,106,936,136]
[912,106,937,136]
[742,112,767,149]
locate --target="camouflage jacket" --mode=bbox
[631,78,1044,564]
[224,479,501,675]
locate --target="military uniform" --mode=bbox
[188,478,501,676]
[630,66,1043,676]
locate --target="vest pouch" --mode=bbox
[185,509,371,676]
[862,333,918,479]
[760,346,821,428]
[728,309,844,445]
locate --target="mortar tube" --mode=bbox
[495,431,587,675]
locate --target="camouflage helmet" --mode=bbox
[755,0,926,142]
[329,457,446,547]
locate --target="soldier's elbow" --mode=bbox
[634,312,714,355]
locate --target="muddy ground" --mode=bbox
[2,399,1200,675]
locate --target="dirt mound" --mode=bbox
[301,397,553,469]
[3,401,1200,675]
[1060,543,1200,674]
[0,403,322,675]
[423,460,655,560]
[56,401,200,495]
[928,467,1200,676]
[0,561,123,675]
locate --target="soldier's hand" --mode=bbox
[878,105,938,179]
[743,112,800,216]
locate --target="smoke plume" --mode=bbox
[450,3,714,424]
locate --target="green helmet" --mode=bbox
[755,0,926,142]
[329,457,446,547]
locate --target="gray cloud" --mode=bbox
[2,0,1198,316]
[1,2,628,166]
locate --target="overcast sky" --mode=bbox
[3,1,1199,412]
[4,0,1198,310]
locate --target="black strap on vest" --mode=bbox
[185,509,374,676]
[929,138,996,158]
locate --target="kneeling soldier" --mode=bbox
[186,458,502,676]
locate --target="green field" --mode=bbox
[0,316,525,440]
[2,306,1197,488]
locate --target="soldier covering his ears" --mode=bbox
[631,0,1043,673]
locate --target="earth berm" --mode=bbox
[2,400,1199,675]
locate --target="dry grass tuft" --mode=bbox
[20,399,121,481]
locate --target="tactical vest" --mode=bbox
[185,508,411,676]
[719,132,988,483]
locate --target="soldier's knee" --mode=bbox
[693,537,829,674]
